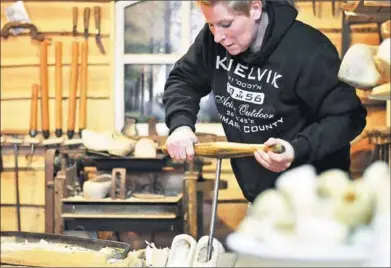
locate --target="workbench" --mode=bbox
[48,148,228,240]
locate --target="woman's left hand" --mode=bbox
[254,138,295,173]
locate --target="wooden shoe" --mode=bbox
[166,234,197,267]
[192,236,225,267]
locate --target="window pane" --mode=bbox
[124,1,182,54]
[124,64,219,123]
[191,1,206,43]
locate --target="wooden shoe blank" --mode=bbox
[338,44,382,89]
[381,20,391,39]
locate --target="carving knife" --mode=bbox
[94,6,105,54]
[83,7,90,40]
[72,7,78,36]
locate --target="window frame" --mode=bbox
[114,1,225,136]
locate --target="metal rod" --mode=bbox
[206,158,222,262]
[13,142,21,231]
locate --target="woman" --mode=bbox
[162,0,366,202]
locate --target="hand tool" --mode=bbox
[72,7,78,36]
[29,84,38,138]
[94,6,105,54]
[67,42,79,139]
[1,21,47,42]
[160,142,285,159]
[83,7,91,40]
[312,0,317,17]
[161,141,286,261]
[5,134,23,231]
[26,84,39,162]
[55,42,63,138]
[79,40,88,136]
[331,0,336,17]
[40,41,50,139]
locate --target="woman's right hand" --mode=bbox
[165,126,198,161]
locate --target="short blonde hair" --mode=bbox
[196,0,266,16]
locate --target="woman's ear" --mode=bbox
[250,1,263,20]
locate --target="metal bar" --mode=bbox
[207,158,222,262]
[13,142,21,232]
[341,11,352,57]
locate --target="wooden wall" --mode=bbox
[0,0,114,134]
[0,0,114,232]
[1,147,46,232]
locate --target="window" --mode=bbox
[114,1,223,136]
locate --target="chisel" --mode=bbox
[67,42,79,139]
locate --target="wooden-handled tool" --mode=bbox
[83,7,90,40]
[79,40,88,135]
[160,142,285,159]
[94,6,105,54]
[29,84,39,138]
[72,7,78,36]
[40,41,50,139]
[55,42,63,138]
[67,42,79,139]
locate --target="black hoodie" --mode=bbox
[163,1,367,202]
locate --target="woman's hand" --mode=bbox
[165,126,198,161]
[254,138,295,173]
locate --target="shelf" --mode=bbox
[342,0,391,24]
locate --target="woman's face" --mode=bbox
[200,1,263,55]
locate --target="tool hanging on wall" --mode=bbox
[10,135,22,232]
[67,42,79,139]
[331,0,337,17]
[94,6,105,54]
[55,42,63,138]
[79,41,88,136]
[26,84,39,162]
[83,7,91,40]
[40,41,50,139]
[29,84,38,139]
[1,22,48,42]
[72,7,78,36]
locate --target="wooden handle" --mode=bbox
[29,84,39,137]
[84,7,91,32]
[72,7,78,30]
[55,42,63,137]
[161,142,286,159]
[79,40,88,132]
[67,41,79,139]
[94,6,101,32]
[40,41,49,139]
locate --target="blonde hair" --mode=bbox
[196,0,267,16]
